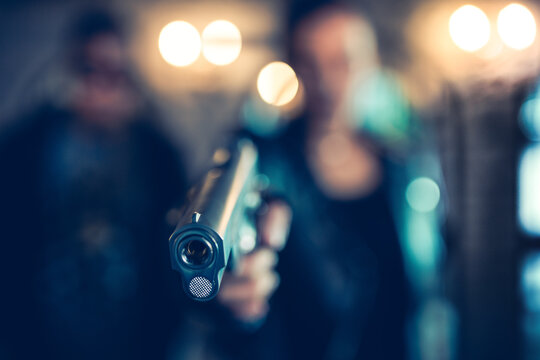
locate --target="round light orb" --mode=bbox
[202,20,242,66]
[449,5,491,52]
[498,3,536,50]
[257,61,299,107]
[406,177,441,213]
[159,21,201,67]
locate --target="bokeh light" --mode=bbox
[202,20,242,66]
[257,61,299,107]
[159,21,201,67]
[520,98,540,141]
[449,5,491,52]
[519,144,540,236]
[406,177,441,213]
[238,225,257,253]
[404,212,441,270]
[498,3,537,50]
[522,253,540,312]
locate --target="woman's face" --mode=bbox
[294,11,378,121]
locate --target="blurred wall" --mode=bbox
[0,0,285,179]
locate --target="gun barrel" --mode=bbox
[169,139,259,301]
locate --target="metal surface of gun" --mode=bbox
[169,139,263,301]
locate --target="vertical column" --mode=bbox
[458,93,521,360]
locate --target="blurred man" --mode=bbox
[0,8,188,360]
[0,8,285,360]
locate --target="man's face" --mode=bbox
[73,33,139,130]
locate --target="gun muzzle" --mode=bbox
[179,237,213,268]
[169,139,260,301]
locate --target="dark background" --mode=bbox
[2,1,540,359]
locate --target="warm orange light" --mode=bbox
[159,21,201,67]
[498,3,536,50]
[257,62,299,106]
[449,5,490,52]
[202,20,242,66]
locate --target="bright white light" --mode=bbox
[202,20,242,66]
[498,3,537,50]
[406,177,441,213]
[159,21,201,67]
[519,144,540,236]
[257,62,299,107]
[449,5,491,52]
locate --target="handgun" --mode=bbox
[169,139,265,301]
